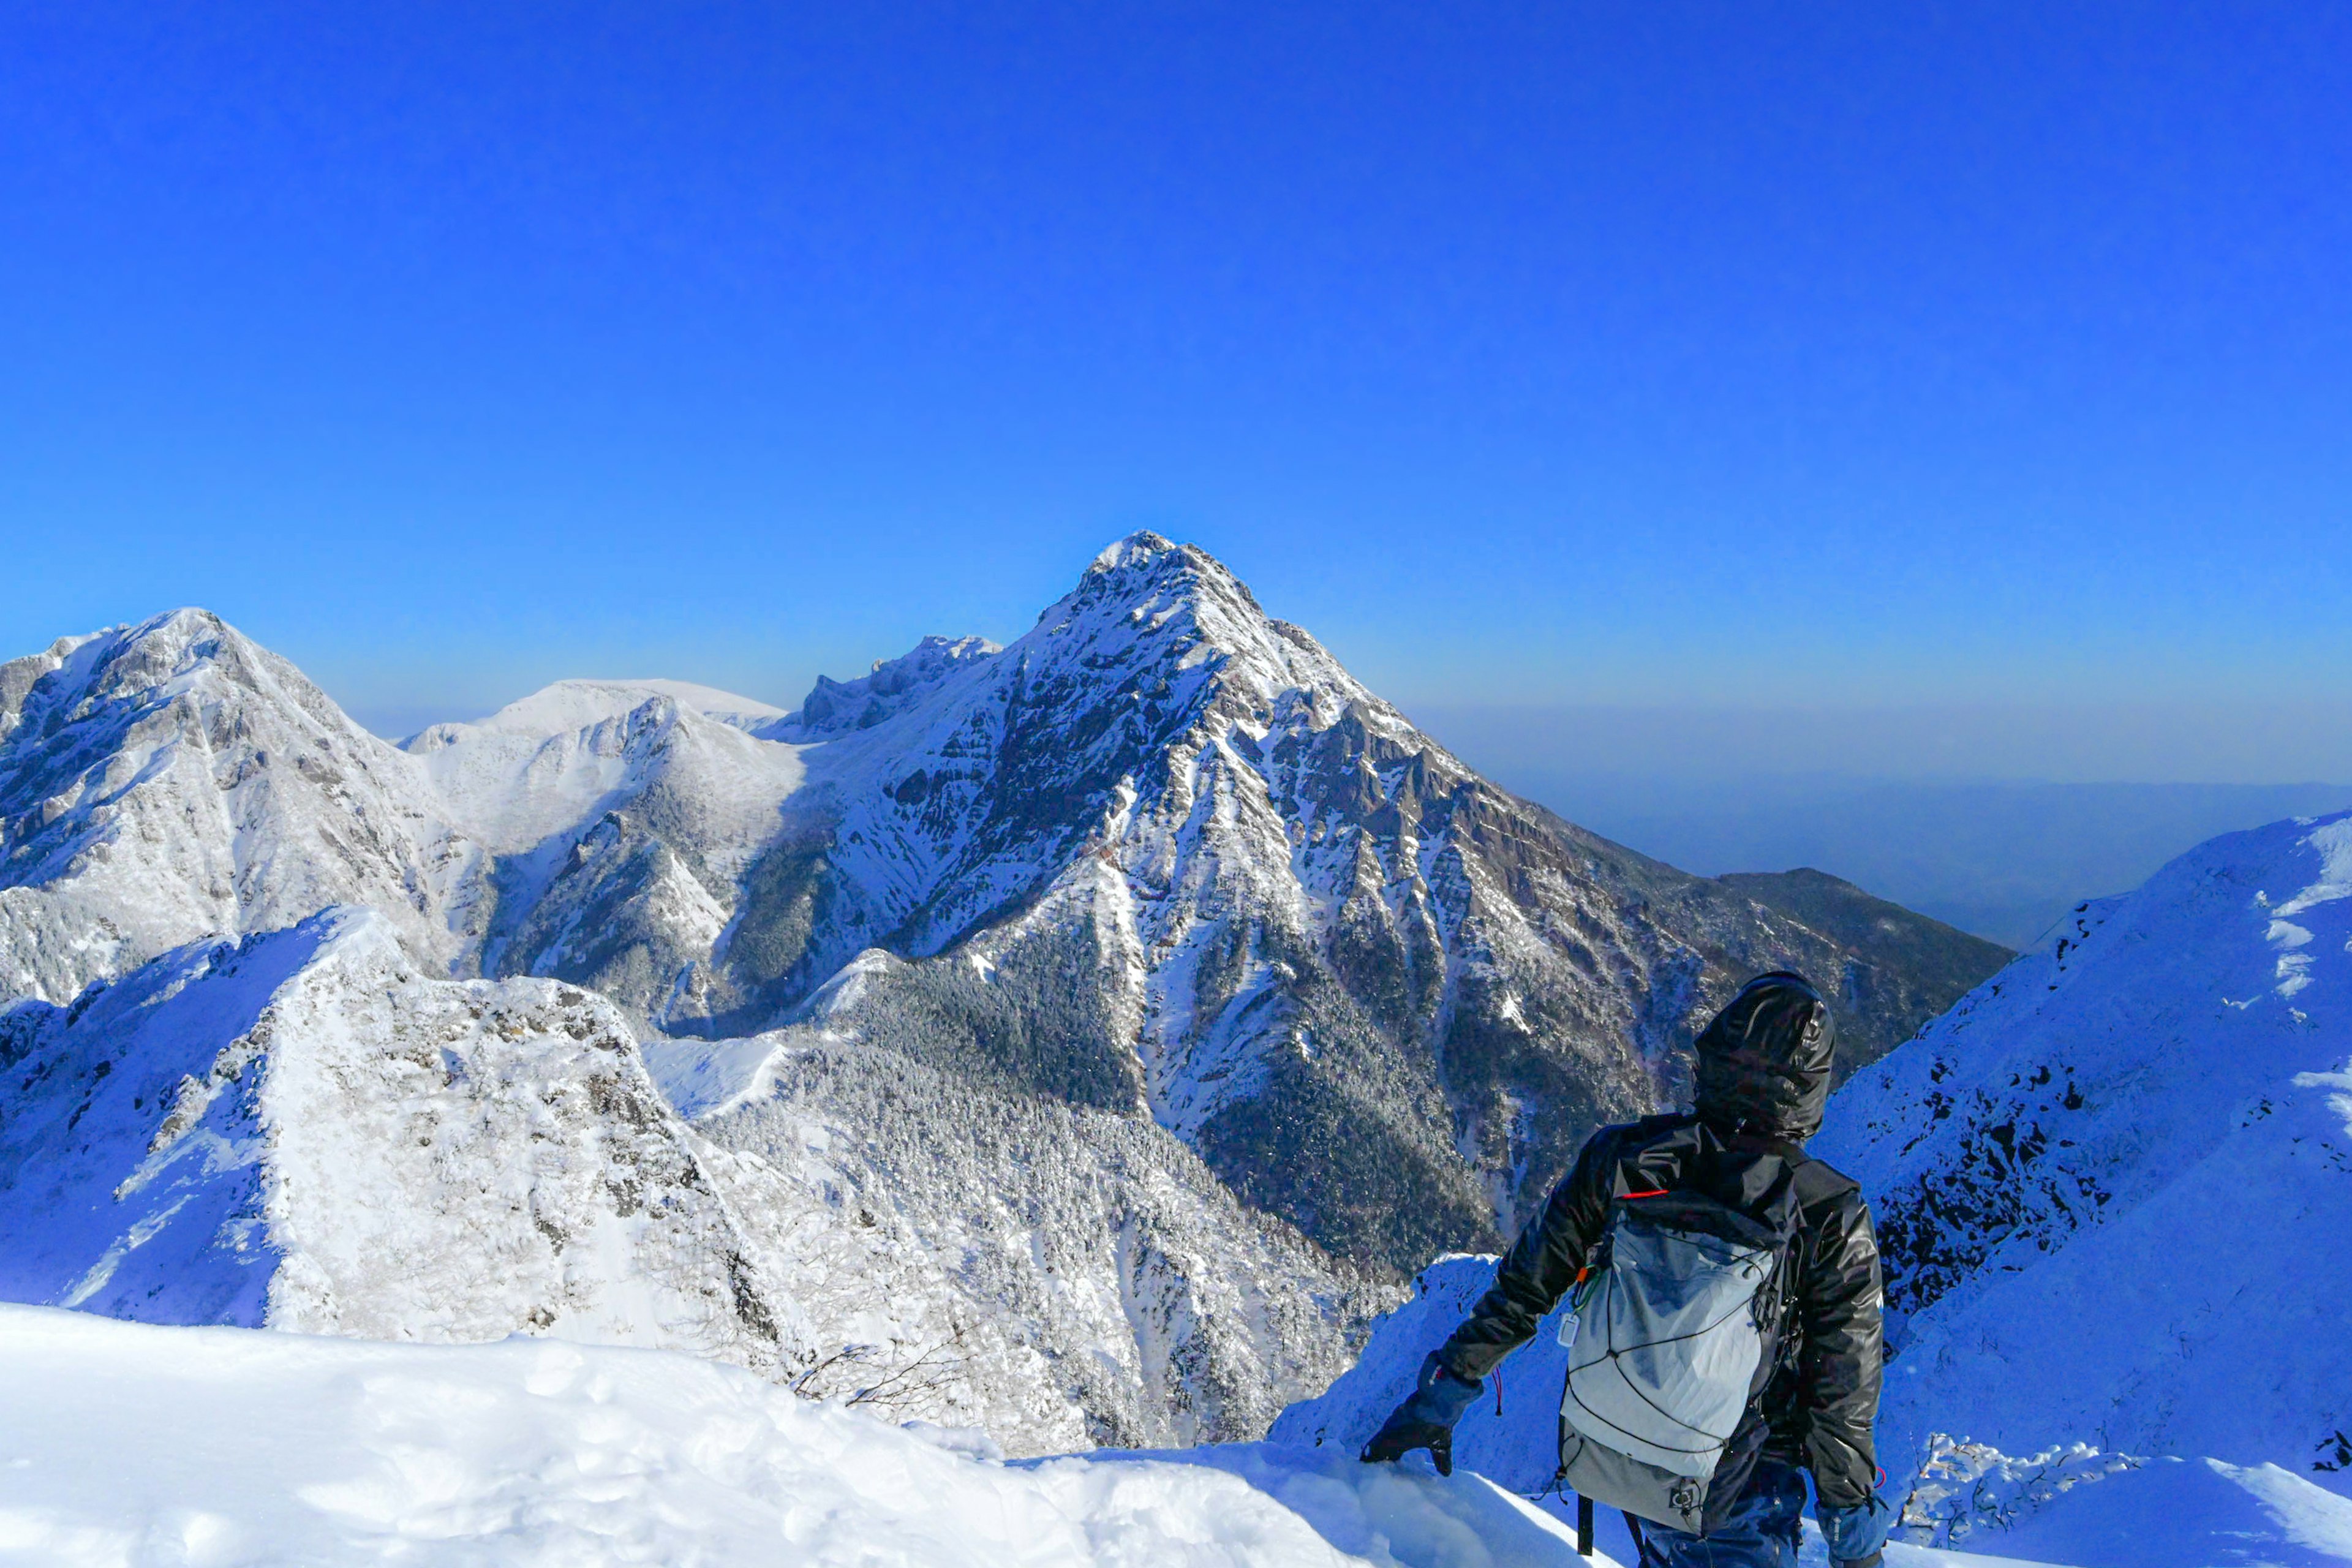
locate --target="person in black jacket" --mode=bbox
[1362,972,1892,1568]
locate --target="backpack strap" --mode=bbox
[1765,1155,1863,1366]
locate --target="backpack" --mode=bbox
[1554,1169,1808,1535]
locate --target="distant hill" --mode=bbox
[1712,867,2011,1077]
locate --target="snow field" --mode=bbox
[0,1304,1619,1568]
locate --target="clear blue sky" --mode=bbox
[4,4,2348,771]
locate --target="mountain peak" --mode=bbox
[783,634,1001,741]
[1088,530,1179,574]
[1058,533,1267,633]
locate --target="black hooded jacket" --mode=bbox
[1433,974,1885,1511]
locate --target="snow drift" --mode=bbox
[0,1303,1622,1568]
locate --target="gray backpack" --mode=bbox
[1556,1183,1802,1534]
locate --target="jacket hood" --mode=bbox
[1692,972,1836,1141]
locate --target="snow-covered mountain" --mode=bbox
[4,539,1997,1277]
[405,680,809,1026]
[1810,810,2352,1518]
[524,533,1996,1269]
[0,534,2008,1453]
[0,610,480,1004]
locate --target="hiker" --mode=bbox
[1361,972,1891,1568]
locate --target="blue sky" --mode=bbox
[3,3,2348,775]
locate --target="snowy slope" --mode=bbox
[0,609,478,1005]
[0,908,800,1370]
[1812,810,2352,1486]
[1967,1457,2352,1567]
[1815,818,2352,1495]
[0,1303,1629,1568]
[1896,1438,2352,1565]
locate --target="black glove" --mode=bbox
[1360,1352,1484,1476]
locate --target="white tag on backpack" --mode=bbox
[1556,1312,1578,1349]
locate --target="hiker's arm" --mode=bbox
[1434,1131,1615,1381]
[1798,1190,1885,1510]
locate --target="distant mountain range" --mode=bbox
[0,533,2009,1449]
